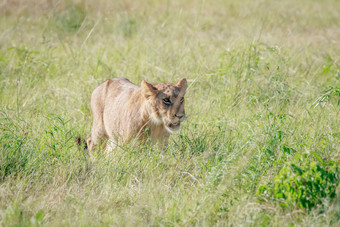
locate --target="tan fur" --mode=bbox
[87,78,187,152]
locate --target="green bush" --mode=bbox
[258,153,339,210]
[56,6,86,32]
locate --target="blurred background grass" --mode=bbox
[0,0,340,226]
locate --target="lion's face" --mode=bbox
[141,78,187,133]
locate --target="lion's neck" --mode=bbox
[148,123,170,145]
[134,90,169,145]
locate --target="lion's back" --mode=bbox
[91,78,138,106]
[90,78,140,138]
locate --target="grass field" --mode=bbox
[1,0,340,226]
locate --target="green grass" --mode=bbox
[1,0,340,226]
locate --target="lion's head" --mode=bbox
[141,78,187,133]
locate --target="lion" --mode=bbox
[86,78,187,152]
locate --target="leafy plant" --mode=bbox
[313,87,340,107]
[258,153,339,210]
[0,111,32,180]
[40,115,75,158]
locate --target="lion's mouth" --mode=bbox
[168,122,180,128]
[165,121,180,133]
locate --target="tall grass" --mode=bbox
[1,0,340,226]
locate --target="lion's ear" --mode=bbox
[176,78,187,92]
[141,80,158,98]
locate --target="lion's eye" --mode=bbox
[163,98,171,105]
[180,97,184,103]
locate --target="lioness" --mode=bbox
[87,78,187,152]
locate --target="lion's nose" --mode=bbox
[175,113,185,119]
